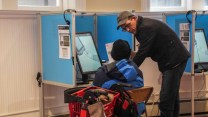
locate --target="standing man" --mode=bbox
[117,11,190,117]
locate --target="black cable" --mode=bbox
[63,9,77,25]
[36,72,42,87]
[186,10,197,24]
[63,9,77,68]
[63,9,71,25]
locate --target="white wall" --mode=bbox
[86,0,142,12]
[2,0,17,10]
[0,11,39,117]
[0,0,2,10]
[191,0,205,10]
[43,84,68,116]
[0,11,70,117]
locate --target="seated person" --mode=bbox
[92,39,145,116]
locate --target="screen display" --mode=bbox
[194,29,208,63]
[75,33,102,74]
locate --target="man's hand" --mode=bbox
[130,51,137,59]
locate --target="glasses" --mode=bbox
[121,23,131,32]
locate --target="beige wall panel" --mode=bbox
[2,0,17,10]
[86,0,141,12]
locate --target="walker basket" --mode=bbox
[66,86,119,117]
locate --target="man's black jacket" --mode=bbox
[133,16,191,72]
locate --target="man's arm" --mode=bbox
[133,28,156,67]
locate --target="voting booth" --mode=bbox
[163,11,208,116]
[40,10,208,116]
[40,11,133,87]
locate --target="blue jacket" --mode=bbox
[93,59,144,89]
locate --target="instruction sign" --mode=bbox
[58,25,71,59]
[179,23,190,51]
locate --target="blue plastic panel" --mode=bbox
[41,14,74,85]
[97,14,133,61]
[166,14,208,73]
[76,15,95,35]
[166,14,191,72]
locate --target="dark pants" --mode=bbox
[159,61,187,117]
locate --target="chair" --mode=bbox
[127,86,154,117]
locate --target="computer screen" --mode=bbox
[194,29,208,64]
[75,32,102,74]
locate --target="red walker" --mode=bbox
[66,86,120,117]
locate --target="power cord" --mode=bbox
[186,10,197,24]
[63,9,77,25]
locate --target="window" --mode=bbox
[18,0,62,11]
[18,0,58,7]
[151,0,181,7]
[150,0,186,11]
[204,0,208,10]
[205,0,208,5]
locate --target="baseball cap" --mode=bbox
[117,11,134,30]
